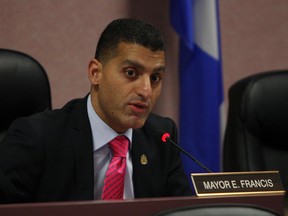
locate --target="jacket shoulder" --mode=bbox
[145,113,177,131]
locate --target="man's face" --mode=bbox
[89,42,165,133]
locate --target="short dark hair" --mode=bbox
[95,18,166,63]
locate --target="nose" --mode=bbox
[136,76,152,99]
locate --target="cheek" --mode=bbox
[100,82,127,106]
[151,87,162,103]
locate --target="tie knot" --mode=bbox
[109,135,129,157]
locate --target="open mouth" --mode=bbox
[129,102,149,114]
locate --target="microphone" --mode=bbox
[161,130,212,173]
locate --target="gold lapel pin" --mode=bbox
[140,154,148,165]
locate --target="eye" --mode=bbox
[125,69,137,78]
[150,73,162,83]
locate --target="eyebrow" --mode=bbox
[121,59,145,70]
[121,59,165,73]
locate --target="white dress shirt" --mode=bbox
[87,95,134,199]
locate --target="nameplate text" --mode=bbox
[191,171,285,196]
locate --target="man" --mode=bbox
[0,18,192,203]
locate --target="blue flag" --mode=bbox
[170,0,223,175]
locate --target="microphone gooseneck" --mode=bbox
[161,131,212,173]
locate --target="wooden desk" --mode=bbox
[0,194,285,216]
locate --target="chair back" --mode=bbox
[155,204,280,216]
[223,70,288,191]
[0,49,51,141]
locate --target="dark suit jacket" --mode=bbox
[0,97,192,203]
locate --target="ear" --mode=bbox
[88,58,102,85]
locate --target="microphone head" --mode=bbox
[161,132,170,142]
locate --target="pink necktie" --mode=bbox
[102,135,129,200]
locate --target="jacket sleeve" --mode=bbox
[162,116,193,196]
[0,117,44,203]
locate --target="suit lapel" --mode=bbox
[70,98,94,200]
[132,128,154,198]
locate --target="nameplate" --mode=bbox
[191,171,285,196]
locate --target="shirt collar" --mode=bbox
[87,94,133,151]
